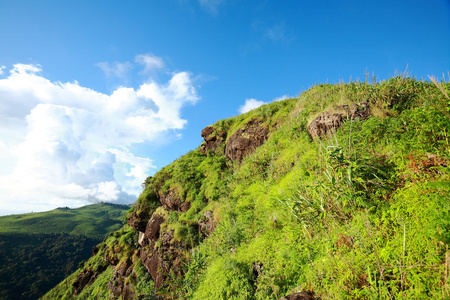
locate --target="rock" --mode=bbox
[279,291,317,300]
[252,261,263,278]
[72,265,106,295]
[127,212,148,232]
[108,260,134,299]
[159,190,191,212]
[140,244,160,282]
[122,283,135,300]
[103,246,119,266]
[307,102,371,140]
[225,121,269,162]
[138,231,146,246]
[144,214,166,242]
[199,126,227,155]
[198,210,215,237]
[140,229,187,290]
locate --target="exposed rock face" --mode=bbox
[279,291,317,300]
[225,121,269,162]
[127,212,148,232]
[140,229,186,289]
[199,125,227,155]
[72,265,106,295]
[307,102,371,139]
[104,246,119,265]
[159,190,191,212]
[144,214,165,242]
[198,210,215,237]
[108,260,135,299]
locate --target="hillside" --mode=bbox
[0,203,130,300]
[0,202,130,236]
[45,76,450,299]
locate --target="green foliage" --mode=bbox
[0,203,129,300]
[0,202,129,236]
[193,256,254,300]
[47,76,450,299]
[0,233,102,300]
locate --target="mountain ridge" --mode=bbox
[0,203,130,299]
[44,76,450,299]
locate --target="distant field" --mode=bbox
[0,203,130,299]
[0,203,130,237]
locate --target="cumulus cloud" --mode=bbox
[0,62,198,215]
[135,54,165,73]
[0,65,5,75]
[274,95,289,102]
[238,98,267,114]
[238,95,291,114]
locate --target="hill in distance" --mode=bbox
[46,76,450,299]
[0,202,130,300]
[0,202,130,236]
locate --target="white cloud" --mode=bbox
[0,62,198,215]
[0,65,5,75]
[265,23,287,42]
[135,54,165,73]
[238,98,267,114]
[251,21,294,47]
[274,95,289,102]
[198,0,224,14]
[238,95,291,114]
[96,61,132,79]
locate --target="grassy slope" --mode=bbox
[0,202,129,236]
[0,203,130,300]
[46,76,450,299]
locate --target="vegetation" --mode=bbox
[0,203,129,300]
[0,202,129,236]
[45,75,450,299]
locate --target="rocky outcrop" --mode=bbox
[225,120,269,162]
[104,246,119,265]
[127,211,148,232]
[279,291,317,300]
[72,265,107,295]
[307,102,371,139]
[199,125,227,155]
[108,260,135,299]
[140,229,186,289]
[144,214,165,241]
[198,210,215,237]
[159,190,191,212]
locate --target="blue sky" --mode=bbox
[0,0,449,215]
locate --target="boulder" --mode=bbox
[72,265,106,295]
[108,260,135,299]
[307,102,371,140]
[225,121,269,162]
[279,291,317,300]
[198,210,215,237]
[144,214,166,242]
[127,212,148,232]
[140,229,186,290]
[199,125,227,155]
[159,190,191,212]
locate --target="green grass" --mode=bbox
[0,203,129,237]
[46,76,450,299]
[0,203,130,300]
